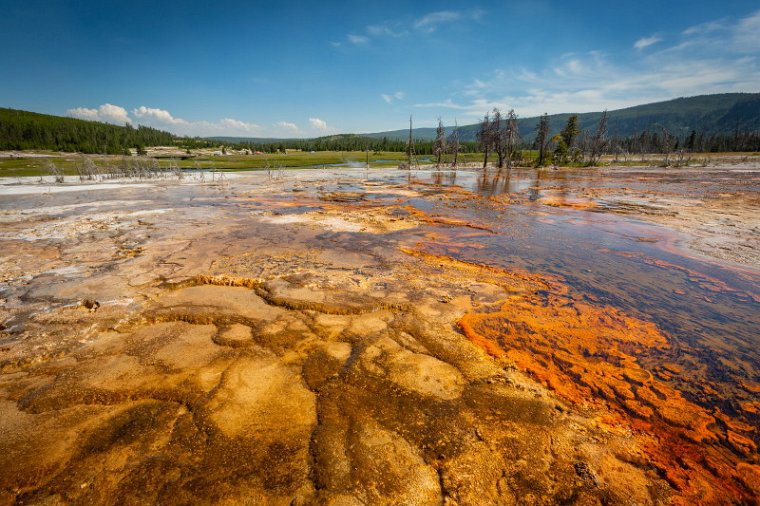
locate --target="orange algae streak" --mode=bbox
[400,247,564,295]
[538,195,599,210]
[395,205,496,232]
[458,287,757,503]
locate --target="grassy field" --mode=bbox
[0,151,488,178]
[2,150,757,178]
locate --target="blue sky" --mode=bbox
[2,0,759,137]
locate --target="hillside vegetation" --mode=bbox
[362,93,760,142]
[0,108,175,154]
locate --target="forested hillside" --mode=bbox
[363,93,760,142]
[0,108,175,154]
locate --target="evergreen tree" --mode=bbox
[561,115,580,149]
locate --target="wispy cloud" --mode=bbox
[275,121,298,132]
[633,35,662,50]
[367,21,407,38]
[678,9,760,53]
[682,19,727,37]
[414,11,461,33]
[218,118,260,132]
[347,34,369,45]
[67,104,131,125]
[336,8,484,48]
[380,91,405,104]
[309,117,329,131]
[734,9,760,49]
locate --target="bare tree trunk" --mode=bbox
[449,120,459,169]
[505,109,519,169]
[478,112,492,168]
[491,109,504,169]
[434,118,446,168]
[589,110,608,166]
[661,126,673,167]
[535,113,550,166]
[407,115,413,167]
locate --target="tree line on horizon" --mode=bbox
[214,113,760,166]
[1,105,759,160]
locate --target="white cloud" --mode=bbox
[309,117,328,131]
[68,103,264,136]
[414,11,461,33]
[734,9,760,50]
[347,34,369,45]
[67,103,131,125]
[683,19,726,37]
[634,35,662,50]
[366,22,407,38]
[276,121,298,131]
[677,10,760,54]
[553,57,589,77]
[340,9,482,49]
[66,107,98,120]
[132,106,187,125]
[131,106,260,136]
[381,91,405,104]
[220,118,260,132]
[413,98,468,110]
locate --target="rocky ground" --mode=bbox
[0,166,757,505]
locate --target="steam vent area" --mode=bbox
[1,165,759,505]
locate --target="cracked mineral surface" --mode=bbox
[0,165,758,505]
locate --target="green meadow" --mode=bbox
[0,151,487,178]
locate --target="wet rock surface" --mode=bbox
[0,166,757,504]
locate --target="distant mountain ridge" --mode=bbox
[205,93,760,146]
[359,93,760,142]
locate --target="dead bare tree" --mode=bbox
[535,113,550,166]
[434,117,446,168]
[405,115,418,169]
[46,160,64,183]
[477,112,493,168]
[505,109,520,169]
[491,108,505,168]
[660,126,673,167]
[638,130,649,164]
[588,109,608,166]
[75,156,99,181]
[449,120,460,169]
